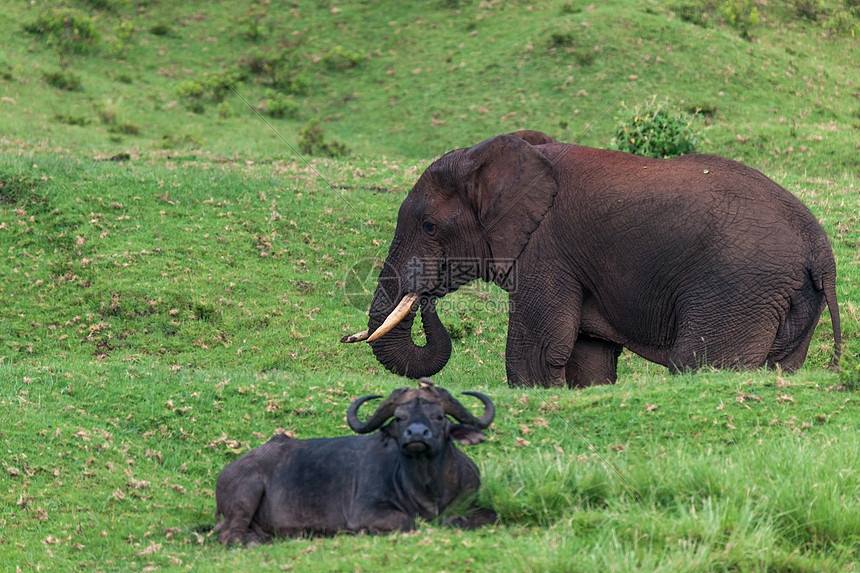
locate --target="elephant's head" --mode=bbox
[342,130,560,378]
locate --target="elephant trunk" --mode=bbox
[366,284,452,379]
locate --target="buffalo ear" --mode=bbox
[449,424,486,446]
[463,134,558,283]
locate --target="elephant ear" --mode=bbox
[462,134,559,284]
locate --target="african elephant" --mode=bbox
[342,130,842,388]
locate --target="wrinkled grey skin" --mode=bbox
[214,382,495,545]
[361,130,841,388]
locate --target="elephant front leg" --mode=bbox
[505,288,580,388]
[565,334,623,388]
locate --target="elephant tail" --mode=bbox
[812,252,842,368]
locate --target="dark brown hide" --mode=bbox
[214,380,495,545]
[356,131,841,388]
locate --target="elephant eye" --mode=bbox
[422,220,436,235]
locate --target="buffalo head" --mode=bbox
[346,378,494,457]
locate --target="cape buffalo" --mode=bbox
[214,379,496,545]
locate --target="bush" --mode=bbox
[109,19,135,58]
[320,45,362,71]
[262,90,300,119]
[217,101,234,119]
[673,0,716,26]
[790,0,826,21]
[84,0,125,10]
[149,22,171,36]
[828,10,859,37]
[674,0,760,37]
[609,101,699,158]
[23,8,99,58]
[43,69,82,91]
[721,0,759,39]
[239,48,310,94]
[176,80,206,113]
[94,99,120,125]
[157,133,200,150]
[94,98,137,135]
[203,70,239,103]
[54,112,90,126]
[297,121,349,158]
[547,27,575,47]
[109,121,140,135]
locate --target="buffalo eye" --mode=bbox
[422,220,436,235]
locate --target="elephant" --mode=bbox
[342,130,842,388]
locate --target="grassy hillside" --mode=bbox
[1,0,859,571]
[1,0,858,171]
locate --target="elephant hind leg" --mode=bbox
[565,335,623,388]
[668,311,778,373]
[766,291,826,372]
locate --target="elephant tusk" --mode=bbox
[340,329,369,344]
[366,293,420,342]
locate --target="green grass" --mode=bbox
[1,0,859,570]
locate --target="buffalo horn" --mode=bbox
[366,293,419,342]
[438,388,495,429]
[346,390,405,434]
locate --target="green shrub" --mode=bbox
[320,45,362,70]
[288,72,312,96]
[242,12,265,41]
[673,0,716,26]
[203,70,240,103]
[547,27,575,47]
[109,19,135,58]
[84,0,126,10]
[790,0,826,21]
[43,69,82,91]
[242,47,273,75]
[175,72,241,113]
[94,98,120,125]
[94,98,136,135]
[114,71,134,84]
[574,48,596,66]
[176,80,206,113]
[828,10,858,37]
[23,8,99,58]
[721,0,759,39]
[217,101,234,119]
[149,22,171,36]
[157,133,200,150]
[109,121,140,135]
[263,89,300,119]
[609,102,699,158]
[239,48,310,94]
[560,2,583,15]
[675,0,760,37]
[298,121,349,158]
[54,112,90,126]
